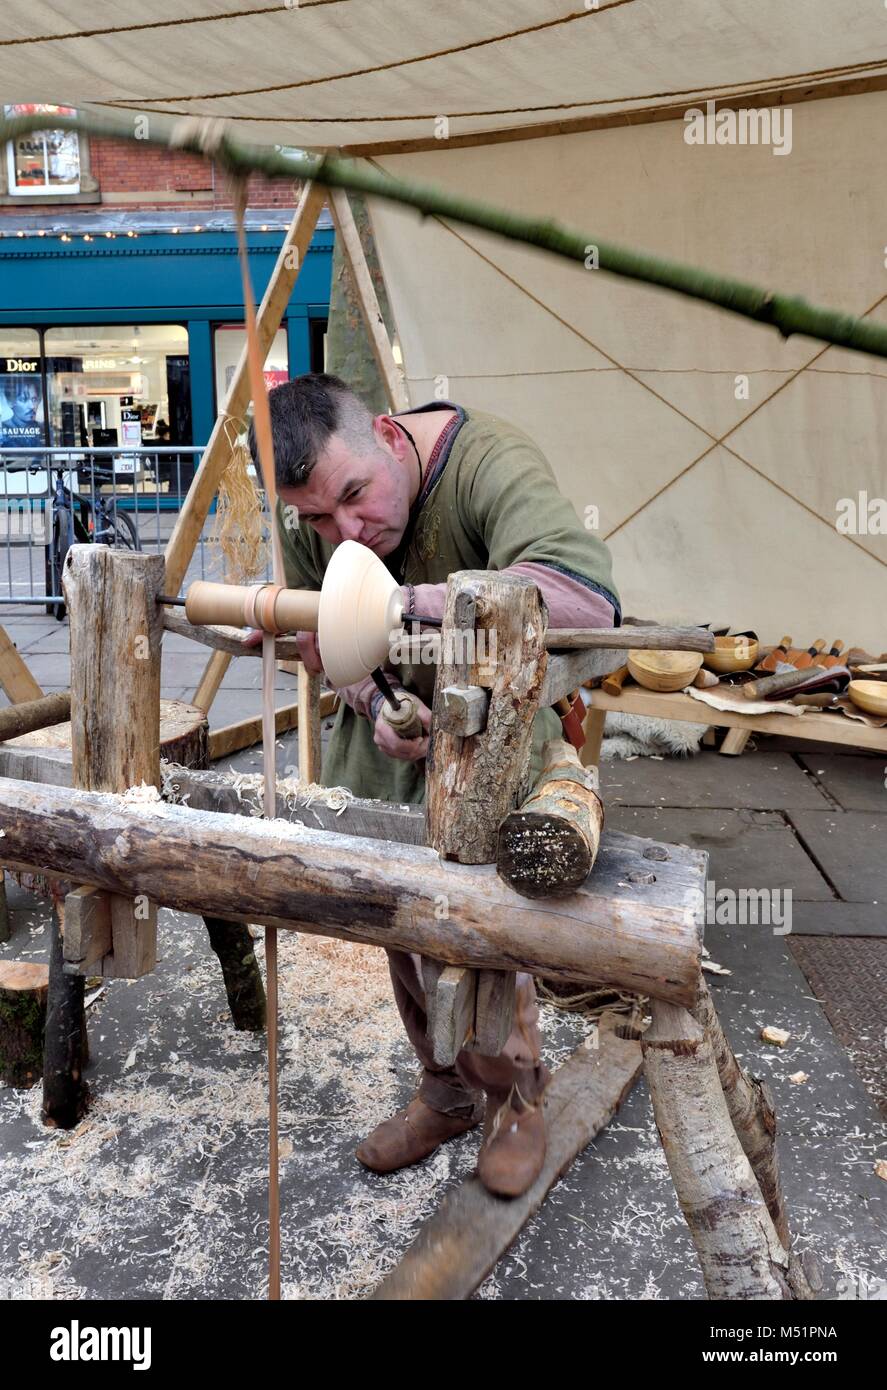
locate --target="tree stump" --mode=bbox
[0,960,48,1086]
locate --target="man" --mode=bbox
[257,373,620,1199]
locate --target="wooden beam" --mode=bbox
[163,181,326,598]
[0,692,70,743]
[162,608,302,660]
[297,667,322,783]
[371,1018,642,1300]
[192,649,232,714]
[0,625,43,703]
[0,778,705,1004]
[328,188,409,413]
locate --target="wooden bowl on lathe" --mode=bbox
[626,649,704,692]
[847,680,887,716]
[704,636,759,673]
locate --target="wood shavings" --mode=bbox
[123,782,162,804]
[874,1160,887,1181]
[788,1071,809,1084]
[701,958,731,976]
[761,1025,791,1047]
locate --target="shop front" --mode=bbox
[0,212,333,505]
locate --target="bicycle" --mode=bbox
[41,458,141,619]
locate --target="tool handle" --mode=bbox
[382,692,425,740]
[602,664,630,696]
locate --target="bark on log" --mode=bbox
[0,872,9,945]
[0,960,48,1086]
[691,978,789,1250]
[497,738,604,899]
[0,692,70,743]
[204,917,267,1032]
[0,778,705,1004]
[42,903,88,1128]
[642,1001,802,1300]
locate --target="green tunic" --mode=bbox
[277,405,619,806]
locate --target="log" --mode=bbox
[691,979,789,1249]
[204,918,267,1032]
[64,545,162,983]
[0,692,70,743]
[427,571,547,863]
[2,698,209,775]
[497,738,604,899]
[0,960,48,1087]
[43,902,88,1127]
[0,778,705,1004]
[371,1018,643,1300]
[642,1000,804,1300]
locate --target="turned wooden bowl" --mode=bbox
[627,649,704,692]
[704,636,759,673]
[847,680,887,716]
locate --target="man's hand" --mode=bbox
[243,627,324,674]
[373,694,432,762]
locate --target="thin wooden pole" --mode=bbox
[163,180,325,599]
[4,109,887,362]
[328,188,409,412]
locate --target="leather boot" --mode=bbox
[477,1081,548,1198]
[356,1094,483,1174]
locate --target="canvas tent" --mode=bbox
[2,0,886,646]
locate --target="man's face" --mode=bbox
[278,418,413,559]
[12,384,39,424]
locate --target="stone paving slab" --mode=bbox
[788,812,887,904]
[798,753,887,813]
[598,750,832,810]
[605,806,834,900]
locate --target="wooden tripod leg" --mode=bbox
[642,1000,809,1300]
[193,649,232,715]
[692,978,788,1248]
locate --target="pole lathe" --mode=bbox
[181,539,422,736]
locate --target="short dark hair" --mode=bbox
[249,372,376,489]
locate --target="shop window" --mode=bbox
[214,324,288,410]
[45,325,192,498]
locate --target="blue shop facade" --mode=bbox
[0,210,334,501]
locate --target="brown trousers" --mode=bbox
[387,949,548,1116]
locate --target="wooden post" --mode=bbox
[193,649,232,714]
[297,667,322,783]
[423,570,548,1060]
[642,1000,811,1300]
[64,543,164,979]
[43,899,88,1127]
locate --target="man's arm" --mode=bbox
[412,431,620,628]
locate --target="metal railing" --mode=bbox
[0,445,224,606]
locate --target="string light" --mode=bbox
[16,230,24,238]
[60,233,71,242]
[171,226,180,233]
[83,233,92,241]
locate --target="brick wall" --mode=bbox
[0,134,299,215]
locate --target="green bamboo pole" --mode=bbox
[3,106,887,359]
